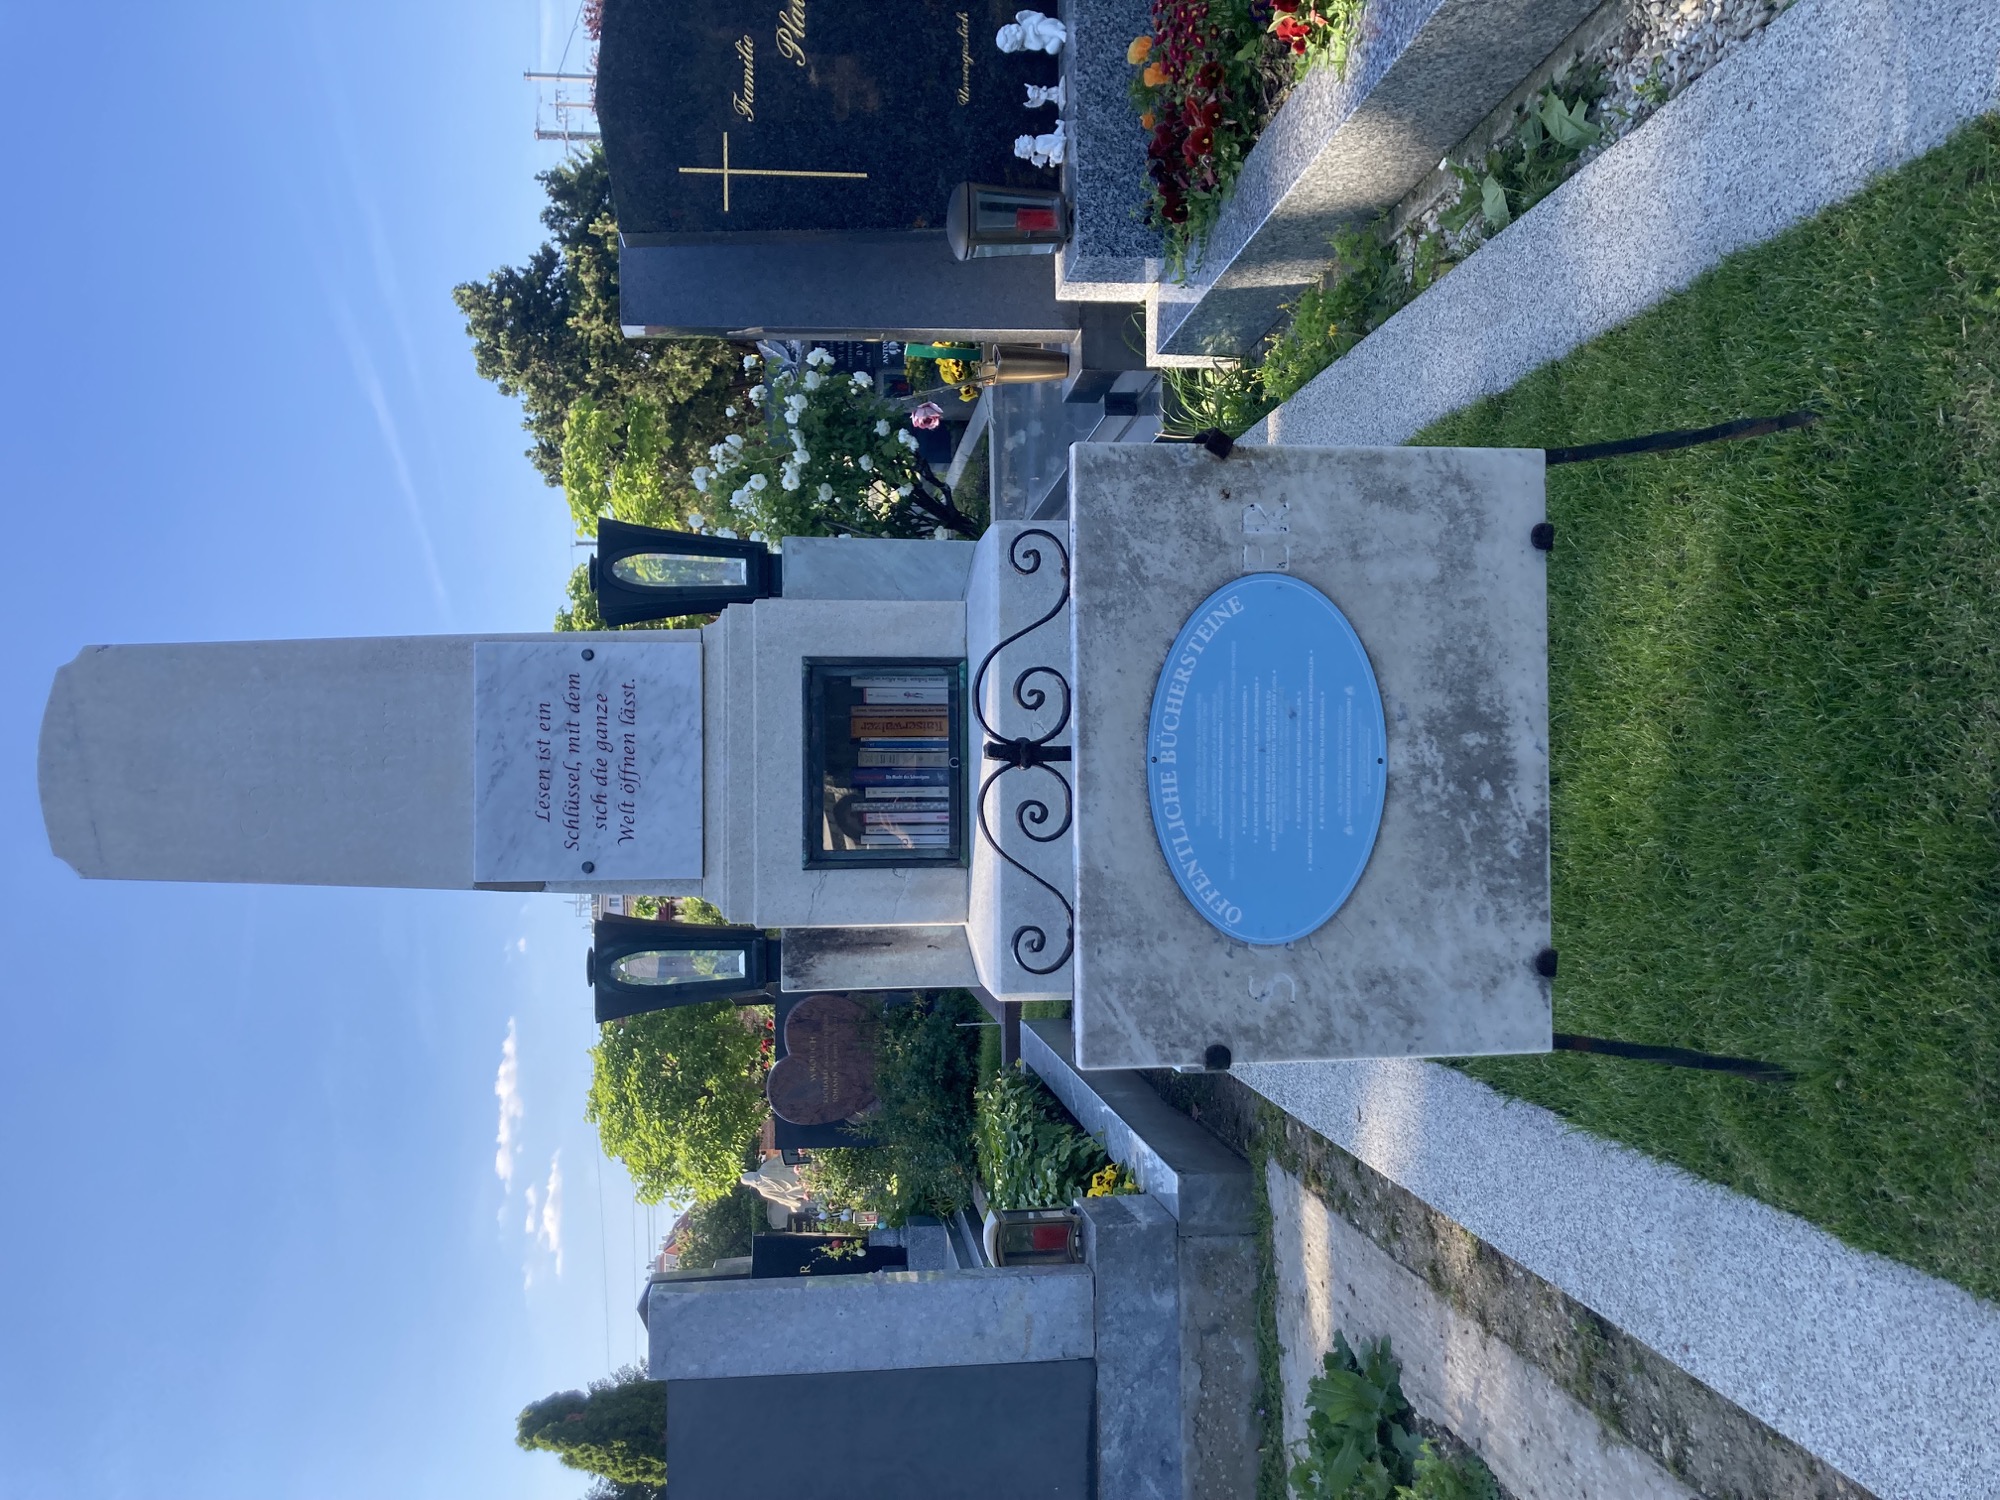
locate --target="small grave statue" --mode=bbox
[1023,80,1065,110]
[1013,120,1067,168]
[739,1156,814,1213]
[995,9,1066,54]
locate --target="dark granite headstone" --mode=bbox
[765,993,880,1126]
[598,0,1058,238]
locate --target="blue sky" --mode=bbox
[0,2,659,1495]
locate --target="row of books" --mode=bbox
[850,684,951,848]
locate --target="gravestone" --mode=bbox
[764,993,880,1127]
[600,0,1103,342]
[597,0,1055,237]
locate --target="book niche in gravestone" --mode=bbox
[473,641,701,884]
[596,0,1056,236]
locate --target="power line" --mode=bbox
[593,1146,612,1369]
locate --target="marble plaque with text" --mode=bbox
[473,641,702,884]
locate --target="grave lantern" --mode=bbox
[945,182,1070,260]
[989,1207,1084,1266]
[588,517,779,627]
[588,913,781,1022]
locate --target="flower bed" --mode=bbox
[1127,0,1354,271]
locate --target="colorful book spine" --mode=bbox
[849,676,948,689]
[851,714,948,740]
[854,738,950,750]
[861,786,951,801]
[851,767,951,787]
[855,797,952,812]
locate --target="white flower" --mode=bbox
[748,473,768,491]
[805,347,833,368]
[851,370,872,388]
[793,449,810,464]
[804,371,824,391]
[687,512,706,529]
[731,488,748,506]
[818,483,834,500]
[751,531,767,543]
[691,468,710,492]
[716,527,738,539]
[781,472,801,491]
[874,419,891,437]
[748,384,768,405]
[897,484,913,497]
[743,354,760,371]
[857,454,873,471]
[896,429,919,449]
[725,405,738,418]
[933,526,952,540]
[785,410,801,426]
[726,433,745,450]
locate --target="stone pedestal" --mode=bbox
[1067,443,1553,1069]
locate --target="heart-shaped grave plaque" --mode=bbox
[765,994,881,1126]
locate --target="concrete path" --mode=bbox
[1267,1159,1698,1500]
[1247,0,2000,448]
[1239,1059,2000,1500]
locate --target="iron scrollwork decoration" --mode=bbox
[971,528,1075,977]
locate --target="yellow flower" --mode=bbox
[1127,34,1154,64]
[1140,110,1156,129]
[1141,60,1169,88]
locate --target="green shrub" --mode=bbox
[672,1185,760,1270]
[802,991,985,1225]
[1289,1332,1496,1500]
[975,1066,1110,1210]
[1161,364,1275,440]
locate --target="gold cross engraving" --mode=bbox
[678,132,867,212]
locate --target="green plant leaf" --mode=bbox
[1480,175,1511,231]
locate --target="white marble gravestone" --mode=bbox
[39,632,704,893]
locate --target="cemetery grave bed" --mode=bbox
[1417,115,2000,1302]
[1142,1070,1874,1500]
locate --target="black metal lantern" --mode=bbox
[588,914,781,1022]
[588,518,780,627]
[945,182,1070,261]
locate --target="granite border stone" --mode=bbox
[1251,0,2000,445]
[1149,0,1603,358]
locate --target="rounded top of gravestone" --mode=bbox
[1144,574,1387,945]
[765,993,880,1126]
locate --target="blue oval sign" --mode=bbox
[1146,574,1387,945]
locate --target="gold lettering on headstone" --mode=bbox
[956,12,972,104]
[776,0,808,66]
[678,133,868,212]
[732,34,756,120]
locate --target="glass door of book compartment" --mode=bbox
[804,659,967,868]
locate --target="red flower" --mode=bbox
[1291,35,1308,51]
[1273,15,1310,40]
[1183,124,1214,161]
[1196,61,1223,88]
[1200,99,1223,127]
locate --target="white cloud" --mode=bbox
[493,1020,523,1189]
[532,1152,565,1275]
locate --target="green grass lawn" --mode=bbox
[1418,115,2000,1301]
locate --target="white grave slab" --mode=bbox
[473,640,701,884]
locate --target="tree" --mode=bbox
[587,1005,769,1204]
[453,148,736,487]
[516,1367,667,1488]
[671,1185,761,1270]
